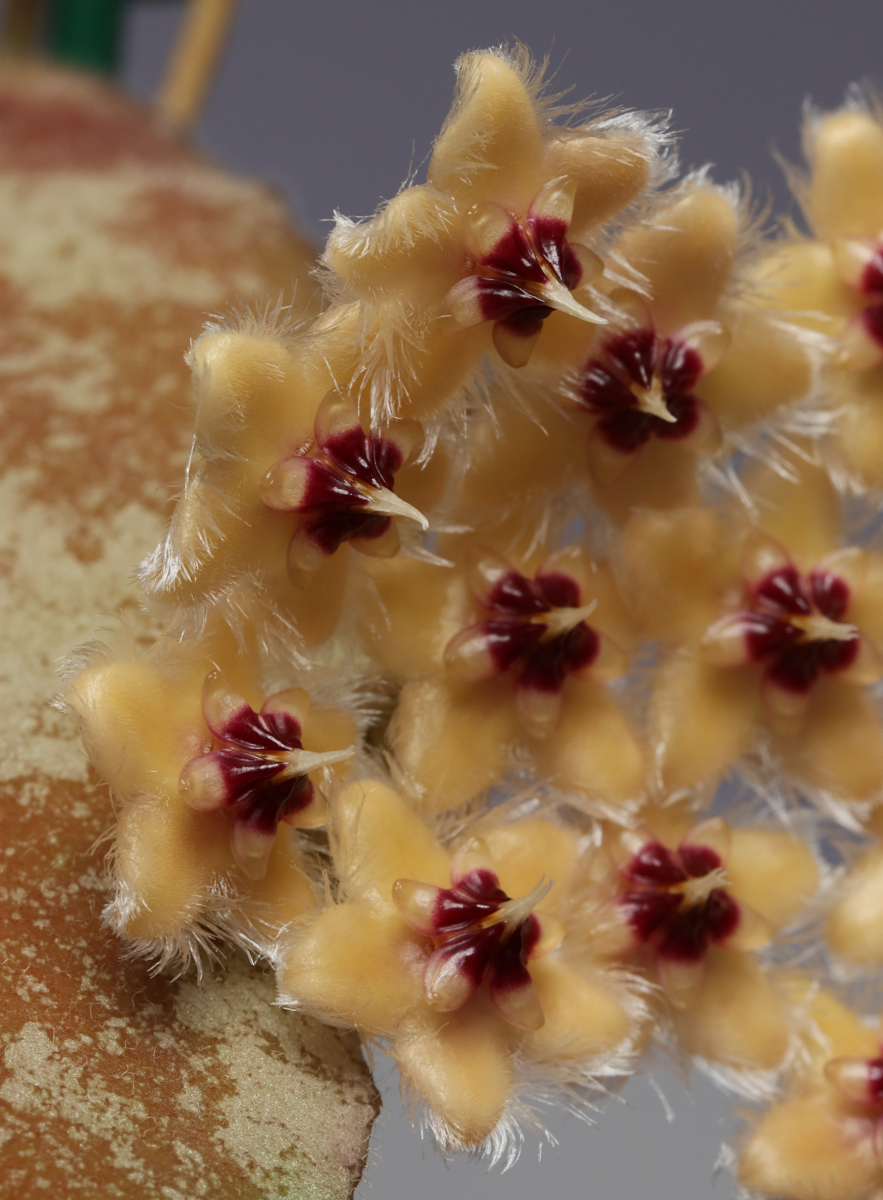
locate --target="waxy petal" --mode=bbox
[724,900,772,953]
[657,954,706,1009]
[350,517,400,559]
[572,630,627,682]
[666,397,722,455]
[200,670,254,743]
[824,1055,883,1104]
[488,940,544,1031]
[313,390,363,454]
[444,624,506,681]
[741,532,794,593]
[286,522,335,587]
[463,202,536,273]
[700,612,755,667]
[466,548,546,614]
[284,785,328,829]
[528,175,577,229]
[834,633,883,686]
[831,236,883,293]
[676,320,731,374]
[442,275,488,328]
[587,423,638,485]
[392,878,446,936]
[492,317,543,368]
[179,751,237,811]
[811,547,866,614]
[229,813,276,880]
[262,455,362,513]
[449,837,498,890]
[259,687,309,732]
[514,677,563,739]
[762,672,812,736]
[531,912,565,959]
[424,926,501,1010]
[622,839,687,887]
[840,307,883,370]
[567,242,604,287]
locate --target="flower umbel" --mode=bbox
[180,671,354,878]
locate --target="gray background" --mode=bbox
[118,2,875,1197]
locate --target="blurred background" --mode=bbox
[7,0,881,1196]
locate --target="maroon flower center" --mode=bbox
[619,839,739,963]
[579,328,704,452]
[296,427,404,554]
[742,563,858,694]
[474,214,584,339]
[201,707,315,832]
[474,567,599,694]
[421,867,542,998]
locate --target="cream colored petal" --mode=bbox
[280,904,426,1035]
[809,109,883,240]
[671,949,790,1071]
[616,189,738,334]
[753,240,857,329]
[241,830,317,933]
[650,652,760,793]
[727,828,819,932]
[395,1000,514,1148]
[111,798,231,941]
[543,132,652,239]
[325,185,462,300]
[836,380,883,491]
[389,677,520,813]
[739,1094,880,1200]
[591,436,702,525]
[333,779,451,905]
[428,52,544,212]
[698,307,813,428]
[69,660,209,802]
[777,678,883,803]
[523,958,633,1061]
[827,845,883,965]
[532,679,644,808]
[482,820,579,908]
[746,458,841,570]
[619,507,743,642]
[839,548,883,649]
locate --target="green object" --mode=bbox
[47,0,126,75]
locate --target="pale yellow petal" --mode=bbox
[727,829,819,931]
[777,678,883,803]
[739,1094,879,1200]
[281,904,426,1035]
[650,652,760,793]
[428,52,543,212]
[698,307,813,428]
[747,457,841,570]
[389,677,520,812]
[482,820,579,908]
[617,189,738,334]
[809,110,883,240]
[827,845,883,965]
[836,375,883,490]
[395,1001,514,1148]
[333,780,451,905]
[543,132,651,239]
[524,958,633,1061]
[672,949,790,1071]
[531,679,645,808]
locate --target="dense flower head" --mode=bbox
[60,44,883,1191]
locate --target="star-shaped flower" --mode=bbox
[280,782,639,1149]
[701,534,883,735]
[444,545,628,738]
[180,671,354,878]
[577,318,726,484]
[442,176,606,368]
[261,391,428,585]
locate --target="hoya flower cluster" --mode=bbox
[64,47,883,1192]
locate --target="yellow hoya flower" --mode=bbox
[756,100,883,490]
[739,991,883,1200]
[65,616,355,960]
[324,46,664,423]
[620,457,883,801]
[360,541,644,815]
[279,781,642,1150]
